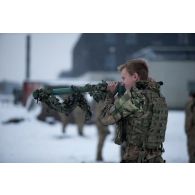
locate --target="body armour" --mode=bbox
[115,80,168,150]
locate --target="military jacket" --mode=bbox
[99,80,168,149]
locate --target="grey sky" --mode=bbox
[0,33,80,83]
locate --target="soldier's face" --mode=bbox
[121,68,140,90]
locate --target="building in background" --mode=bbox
[62,33,195,109]
[1,33,195,109]
[0,80,21,94]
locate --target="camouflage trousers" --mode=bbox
[121,145,165,163]
[96,123,110,161]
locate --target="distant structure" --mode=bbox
[59,33,195,109]
[26,34,31,80]
[60,33,195,76]
[0,80,21,94]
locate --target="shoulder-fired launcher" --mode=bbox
[32,81,126,121]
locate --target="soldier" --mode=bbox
[37,103,85,136]
[95,100,110,161]
[99,59,168,163]
[37,103,61,123]
[58,106,85,136]
[185,91,195,163]
[13,88,22,105]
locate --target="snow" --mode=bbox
[0,101,188,163]
[163,111,188,162]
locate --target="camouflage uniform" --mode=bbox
[95,101,110,161]
[99,80,168,163]
[59,106,85,136]
[185,96,195,163]
[37,103,85,136]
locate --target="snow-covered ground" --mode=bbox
[0,101,188,163]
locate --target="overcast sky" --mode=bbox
[0,33,80,83]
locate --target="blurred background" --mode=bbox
[0,33,195,163]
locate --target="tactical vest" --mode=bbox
[116,81,168,150]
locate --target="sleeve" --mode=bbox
[99,88,145,126]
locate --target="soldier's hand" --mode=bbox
[107,81,118,93]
